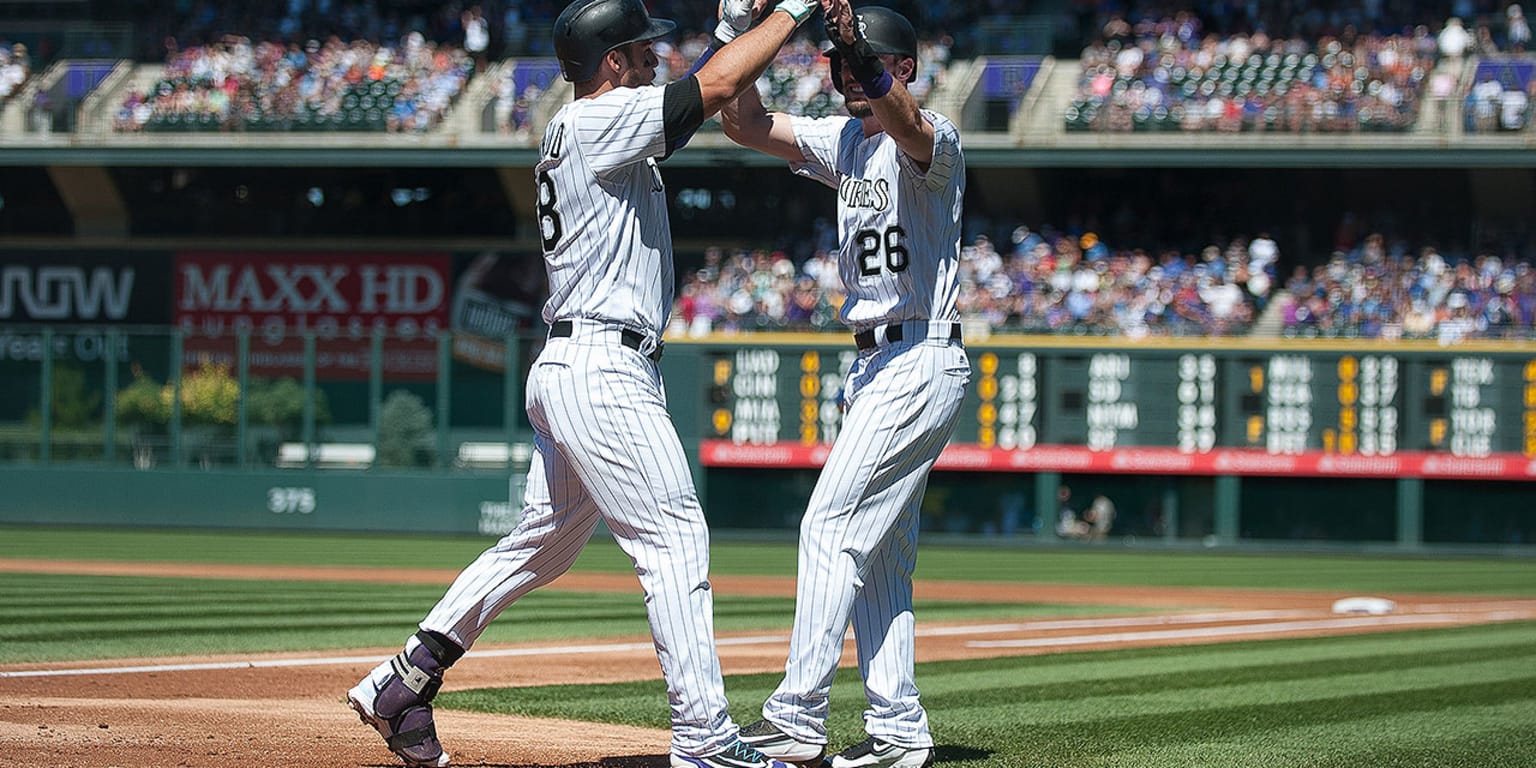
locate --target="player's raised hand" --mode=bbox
[771,0,817,25]
[714,0,767,45]
[821,0,855,45]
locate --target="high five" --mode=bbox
[723,1,970,766]
[347,2,819,768]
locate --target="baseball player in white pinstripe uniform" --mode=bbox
[723,2,967,767]
[347,2,818,767]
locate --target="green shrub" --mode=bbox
[379,390,432,466]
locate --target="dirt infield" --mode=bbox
[4,560,1534,768]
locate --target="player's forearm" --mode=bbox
[721,79,767,142]
[867,80,934,163]
[696,9,799,116]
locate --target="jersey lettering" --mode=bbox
[537,170,563,253]
[839,176,891,211]
[542,122,565,159]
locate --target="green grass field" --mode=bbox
[4,526,1536,593]
[2,527,1535,767]
[443,624,1536,768]
[0,571,1122,663]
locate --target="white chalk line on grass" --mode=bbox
[4,605,1533,680]
[967,609,1536,649]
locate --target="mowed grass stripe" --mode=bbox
[1102,700,1536,768]
[442,624,1536,768]
[5,527,1536,594]
[918,642,1536,708]
[973,676,1536,765]
[937,658,1534,725]
[911,622,1536,695]
[0,572,1096,663]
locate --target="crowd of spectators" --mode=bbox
[671,226,1275,337]
[113,32,472,132]
[672,222,1536,343]
[1068,16,1440,132]
[123,1,517,58]
[1078,1,1528,43]
[1280,230,1536,341]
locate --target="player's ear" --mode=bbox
[894,56,917,84]
[604,47,629,76]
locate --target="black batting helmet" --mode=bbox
[827,5,919,86]
[553,0,676,83]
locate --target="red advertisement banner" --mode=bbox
[698,440,1536,481]
[174,252,451,380]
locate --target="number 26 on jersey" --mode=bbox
[856,225,909,276]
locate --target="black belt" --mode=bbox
[548,320,664,362]
[854,322,961,351]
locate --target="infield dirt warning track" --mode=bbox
[2,560,1534,768]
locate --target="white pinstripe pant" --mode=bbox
[421,331,736,757]
[763,337,970,749]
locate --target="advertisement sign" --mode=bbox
[0,251,170,325]
[174,252,452,380]
[449,249,547,372]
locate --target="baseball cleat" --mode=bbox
[830,736,933,768]
[739,719,827,764]
[671,738,797,768]
[347,635,453,767]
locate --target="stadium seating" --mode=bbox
[117,37,470,133]
[1068,36,1434,133]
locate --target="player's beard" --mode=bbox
[616,45,657,88]
[844,94,873,118]
[841,79,873,118]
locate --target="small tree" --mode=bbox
[379,390,432,467]
[26,365,102,430]
[116,369,169,433]
[179,364,239,427]
[248,378,331,441]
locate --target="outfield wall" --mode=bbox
[3,330,1534,548]
[0,466,517,536]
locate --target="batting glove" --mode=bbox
[773,0,817,25]
[713,0,757,46]
[826,12,892,96]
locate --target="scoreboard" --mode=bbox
[693,340,1536,482]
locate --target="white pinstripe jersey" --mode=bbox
[789,109,965,333]
[536,85,674,337]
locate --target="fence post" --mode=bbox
[302,333,317,468]
[370,329,384,465]
[236,331,250,467]
[40,327,53,464]
[170,330,184,468]
[104,329,119,463]
[437,332,452,468]
[1397,477,1424,550]
[1214,475,1241,545]
[1035,470,1060,540]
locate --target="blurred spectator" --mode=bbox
[0,42,30,104]
[462,4,490,71]
[1509,4,1532,51]
[1440,17,1474,58]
